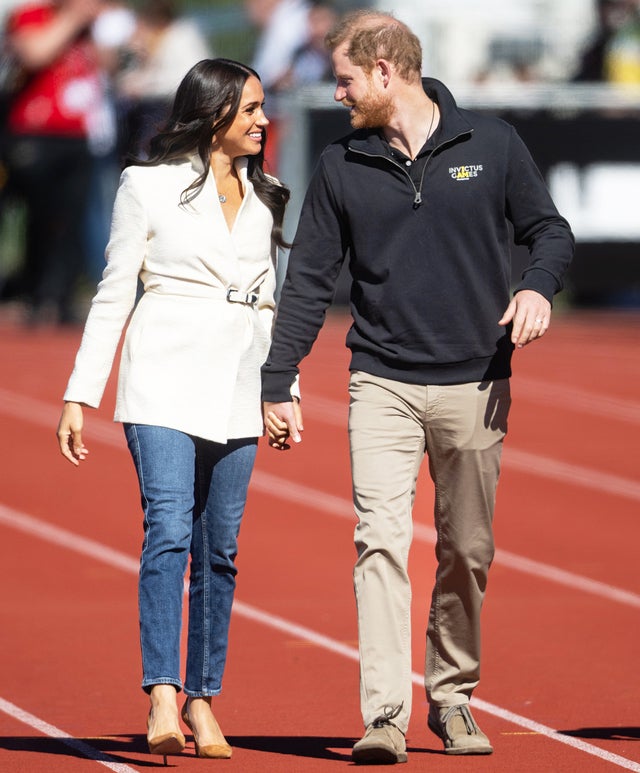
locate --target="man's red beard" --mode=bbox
[345,82,394,129]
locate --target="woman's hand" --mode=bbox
[57,402,89,466]
[263,399,303,450]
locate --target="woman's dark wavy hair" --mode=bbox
[132,58,290,248]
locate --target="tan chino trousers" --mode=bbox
[348,371,511,733]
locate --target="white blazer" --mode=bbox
[64,154,278,443]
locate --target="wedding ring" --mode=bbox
[535,318,543,323]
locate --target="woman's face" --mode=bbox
[214,76,269,159]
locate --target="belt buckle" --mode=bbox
[226,287,258,306]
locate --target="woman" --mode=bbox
[56,58,293,763]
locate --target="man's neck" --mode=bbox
[382,91,439,160]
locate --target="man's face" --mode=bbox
[331,42,394,129]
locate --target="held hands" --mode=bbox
[499,289,551,348]
[263,399,304,450]
[56,402,89,466]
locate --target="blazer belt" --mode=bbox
[227,287,259,306]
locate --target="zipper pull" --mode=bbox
[413,191,422,207]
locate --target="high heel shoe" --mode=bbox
[181,698,232,759]
[147,709,186,765]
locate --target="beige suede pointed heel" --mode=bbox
[181,698,232,759]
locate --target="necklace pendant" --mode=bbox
[218,194,226,203]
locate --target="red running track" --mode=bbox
[0,309,639,772]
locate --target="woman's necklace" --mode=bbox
[216,168,239,204]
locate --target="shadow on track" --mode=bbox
[560,727,640,741]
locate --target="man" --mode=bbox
[262,10,574,765]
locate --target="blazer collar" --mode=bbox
[189,153,250,183]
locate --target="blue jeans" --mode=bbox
[124,424,257,697]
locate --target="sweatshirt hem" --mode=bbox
[349,352,512,385]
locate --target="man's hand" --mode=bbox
[263,400,304,450]
[499,289,552,348]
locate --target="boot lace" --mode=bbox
[371,703,404,733]
[441,704,479,735]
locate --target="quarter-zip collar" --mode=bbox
[345,78,474,208]
[347,77,473,158]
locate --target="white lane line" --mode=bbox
[3,386,640,503]
[0,696,138,772]
[302,383,640,426]
[487,544,640,608]
[241,604,640,772]
[302,369,640,425]
[300,393,640,501]
[512,377,640,425]
[1,503,639,772]
[505,447,640,501]
[466,697,640,773]
[249,471,640,609]
[0,387,638,607]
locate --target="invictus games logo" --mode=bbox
[449,165,483,181]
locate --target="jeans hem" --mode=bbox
[142,678,183,694]
[183,688,222,698]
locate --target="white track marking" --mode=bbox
[0,696,139,772]
[301,383,640,426]
[1,388,639,606]
[299,393,640,499]
[512,377,640,425]
[250,471,640,608]
[4,386,639,501]
[1,503,639,771]
[504,447,640,501]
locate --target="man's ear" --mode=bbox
[376,58,392,87]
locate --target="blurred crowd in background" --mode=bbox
[0,0,639,326]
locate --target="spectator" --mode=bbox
[605,0,640,82]
[245,0,310,93]
[117,0,211,158]
[245,0,310,173]
[83,1,137,285]
[2,0,105,324]
[573,0,636,81]
[277,0,337,89]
